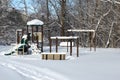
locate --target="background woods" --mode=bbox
[0,0,120,47]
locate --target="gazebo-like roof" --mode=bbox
[27,19,44,26]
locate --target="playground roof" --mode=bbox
[27,19,44,26]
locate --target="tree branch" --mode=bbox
[101,0,120,5]
[105,22,116,48]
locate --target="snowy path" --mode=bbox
[0,64,25,80]
[0,56,69,80]
[0,46,120,80]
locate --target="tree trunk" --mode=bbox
[46,0,49,26]
[61,0,66,36]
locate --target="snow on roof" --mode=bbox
[16,29,22,31]
[27,19,44,26]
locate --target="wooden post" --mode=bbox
[89,32,92,51]
[48,30,51,47]
[22,29,24,37]
[23,45,24,55]
[92,32,94,51]
[36,26,39,48]
[56,37,58,53]
[18,31,20,44]
[77,38,79,57]
[32,26,34,42]
[27,25,28,34]
[16,31,19,44]
[41,25,43,52]
[48,30,52,52]
[36,26,38,32]
[91,32,95,51]
[94,32,96,51]
[50,38,52,53]
[67,40,68,52]
[36,35,39,48]
[70,39,72,56]
[18,31,21,44]
[66,32,69,52]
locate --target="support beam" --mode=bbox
[41,25,43,52]
[50,38,52,52]
[70,39,72,56]
[94,32,96,51]
[77,38,79,57]
[32,26,34,42]
[27,25,28,34]
[56,38,58,53]
[22,29,24,37]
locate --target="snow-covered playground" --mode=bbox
[0,45,120,80]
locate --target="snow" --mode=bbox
[67,29,95,32]
[0,45,120,80]
[27,19,44,26]
[50,36,78,39]
[59,42,74,47]
[41,52,66,54]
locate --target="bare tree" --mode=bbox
[1,0,120,47]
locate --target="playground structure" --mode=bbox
[26,19,44,52]
[67,29,96,51]
[5,19,96,60]
[5,19,44,55]
[49,36,79,57]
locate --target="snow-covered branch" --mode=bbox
[95,9,111,31]
[93,9,111,40]
[105,22,117,48]
[101,0,120,5]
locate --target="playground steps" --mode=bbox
[41,52,66,60]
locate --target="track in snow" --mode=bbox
[0,57,69,80]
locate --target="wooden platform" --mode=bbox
[41,52,66,60]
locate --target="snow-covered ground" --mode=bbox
[0,45,120,80]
